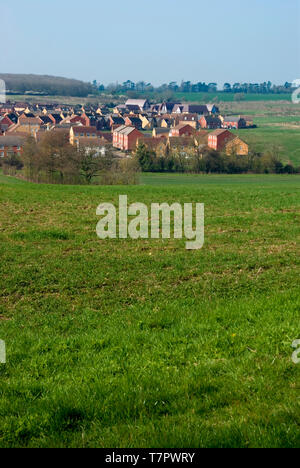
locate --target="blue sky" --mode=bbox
[1,0,299,86]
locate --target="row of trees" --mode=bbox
[95,80,296,96]
[3,74,295,98]
[135,143,300,175]
[2,134,298,186]
[1,133,139,185]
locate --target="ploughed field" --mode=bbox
[0,172,299,448]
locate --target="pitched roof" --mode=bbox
[72,126,98,134]
[114,125,139,135]
[18,115,41,125]
[0,135,25,146]
[154,127,170,134]
[223,116,242,122]
[39,115,53,124]
[209,129,232,136]
[182,104,208,114]
[171,123,195,132]
[201,116,221,123]
[125,99,148,107]
[110,115,125,124]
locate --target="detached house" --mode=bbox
[124,116,143,130]
[158,102,181,114]
[70,126,98,145]
[173,104,209,115]
[169,123,196,137]
[175,113,199,129]
[222,116,246,129]
[199,115,222,129]
[109,115,125,129]
[125,99,150,112]
[69,126,112,153]
[208,129,248,155]
[113,125,143,151]
[8,114,42,136]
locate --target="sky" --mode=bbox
[0,0,299,87]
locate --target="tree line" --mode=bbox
[2,74,295,98]
[134,143,299,175]
[95,80,296,96]
[1,133,298,186]
[1,133,139,185]
[1,74,94,97]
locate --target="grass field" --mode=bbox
[0,172,299,448]
[217,101,300,166]
[232,127,300,166]
[173,92,292,103]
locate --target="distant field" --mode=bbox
[140,173,300,185]
[173,92,292,103]
[5,94,101,106]
[216,101,300,166]
[232,127,300,166]
[0,172,299,448]
[7,92,293,105]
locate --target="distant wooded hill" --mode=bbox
[0,74,94,97]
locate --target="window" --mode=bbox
[0,152,4,158]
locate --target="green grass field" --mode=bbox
[232,127,300,166]
[173,92,292,103]
[216,101,300,166]
[0,172,299,448]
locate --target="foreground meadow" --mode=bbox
[0,173,299,448]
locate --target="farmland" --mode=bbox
[0,171,299,448]
[173,92,292,102]
[218,100,300,166]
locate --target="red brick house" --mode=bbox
[208,129,233,151]
[169,123,195,137]
[199,115,222,129]
[222,116,246,129]
[69,114,90,126]
[48,113,63,125]
[0,115,14,133]
[0,135,25,158]
[124,116,143,130]
[113,125,143,151]
[109,115,125,129]
[208,129,248,155]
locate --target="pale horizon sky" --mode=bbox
[0,0,299,86]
